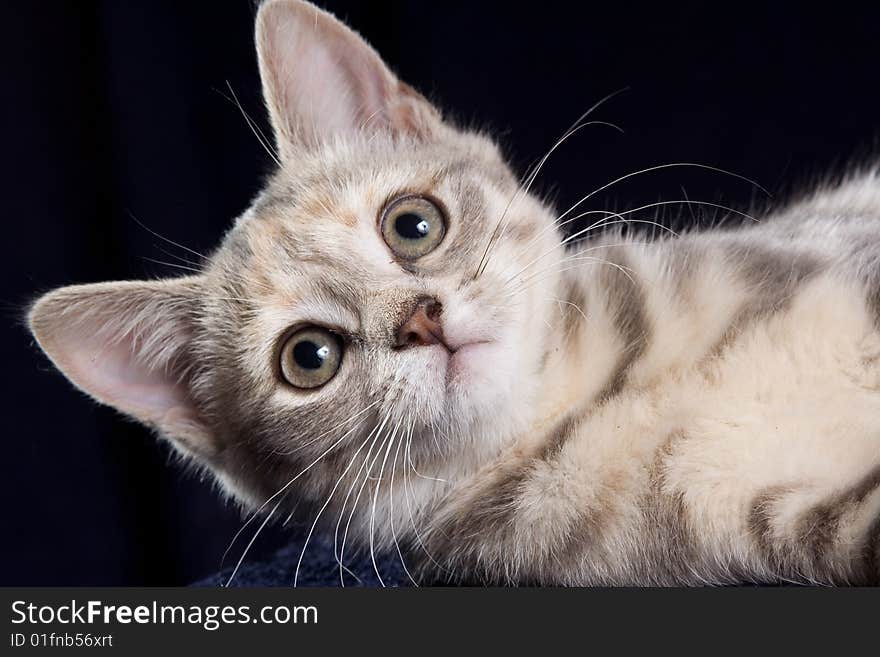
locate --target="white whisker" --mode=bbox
[474,89,629,279]
[389,420,419,586]
[402,424,449,575]
[221,400,380,576]
[337,412,394,585]
[221,81,282,167]
[367,418,403,587]
[292,420,383,587]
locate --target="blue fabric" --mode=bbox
[195,533,412,587]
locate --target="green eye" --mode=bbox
[380,195,447,260]
[279,327,343,389]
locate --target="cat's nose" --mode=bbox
[395,298,446,349]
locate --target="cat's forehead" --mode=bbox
[256,133,511,219]
[216,135,515,297]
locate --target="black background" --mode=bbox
[2,1,879,585]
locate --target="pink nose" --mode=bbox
[395,298,445,349]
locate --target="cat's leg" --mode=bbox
[666,277,880,585]
[746,467,880,584]
[421,367,880,586]
[417,418,609,585]
[658,418,880,585]
[418,417,700,586]
[420,434,880,585]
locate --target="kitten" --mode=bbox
[29,0,880,586]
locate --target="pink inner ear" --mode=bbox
[260,1,398,142]
[55,326,192,428]
[30,276,212,457]
[291,32,373,134]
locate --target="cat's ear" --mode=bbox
[27,277,214,460]
[255,0,441,158]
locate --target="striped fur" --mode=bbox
[421,207,880,585]
[27,0,880,585]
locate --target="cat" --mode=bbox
[28,0,880,586]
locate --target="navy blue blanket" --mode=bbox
[196,533,412,587]
[196,538,777,587]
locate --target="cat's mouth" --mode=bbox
[444,340,493,387]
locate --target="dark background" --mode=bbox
[2,0,879,585]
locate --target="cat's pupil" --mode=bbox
[394,213,430,240]
[293,340,330,370]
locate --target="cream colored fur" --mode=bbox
[27,1,880,585]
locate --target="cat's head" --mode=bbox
[28,0,564,527]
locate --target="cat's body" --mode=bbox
[28,0,880,585]
[425,182,880,584]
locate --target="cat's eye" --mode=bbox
[380,195,447,260]
[278,327,343,389]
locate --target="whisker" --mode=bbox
[127,210,209,262]
[507,163,765,275]
[276,399,381,457]
[223,498,284,587]
[474,88,630,279]
[503,196,756,289]
[503,212,673,286]
[367,418,403,587]
[474,120,622,280]
[141,257,203,275]
[547,295,590,325]
[554,162,767,230]
[332,416,390,585]
[152,243,204,269]
[227,411,370,587]
[219,81,282,167]
[337,412,394,585]
[389,419,419,586]
[292,419,382,587]
[408,424,448,483]
[506,252,638,299]
[402,424,449,574]
[508,259,637,301]
[220,400,380,573]
[503,238,652,290]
